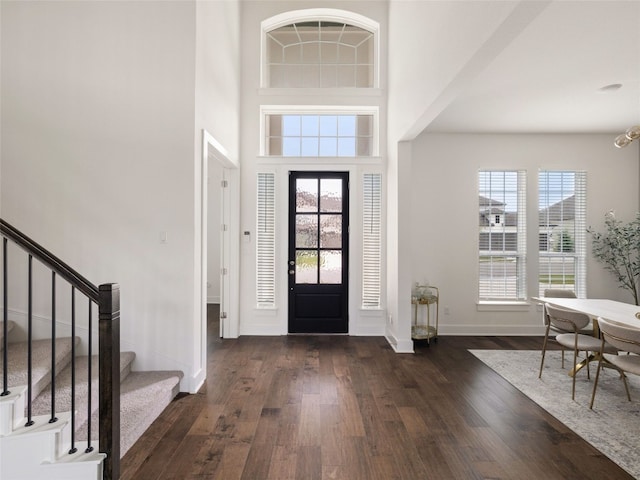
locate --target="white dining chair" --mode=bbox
[589,317,639,409]
[540,304,618,400]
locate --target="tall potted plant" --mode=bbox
[588,211,640,305]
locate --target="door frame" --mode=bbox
[194,130,239,393]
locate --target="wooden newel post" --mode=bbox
[99,283,120,480]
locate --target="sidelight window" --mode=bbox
[256,173,276,307]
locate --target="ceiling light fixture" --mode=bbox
[614,125,640,148]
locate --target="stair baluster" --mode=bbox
[2,237,8,397]
[86,297,94,454]
[26,254,34,427]
[69,286,77,454]
[49,271,58,424]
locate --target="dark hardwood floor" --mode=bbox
[120,309,633,479]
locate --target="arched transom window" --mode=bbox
[263,10,378,88]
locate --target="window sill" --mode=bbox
[258,87,383,97]
[257,156,383,166]
[477,301,531,312]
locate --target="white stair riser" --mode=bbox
[0,387,27,436]
[1,419,70,476]
[1,419,104,480]
[41,451,105,480]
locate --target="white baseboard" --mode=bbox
[384,333,414,353]
[190,368,206,394]
[350,325,386,336]
[238,325,284,336]
[438,324,546,336]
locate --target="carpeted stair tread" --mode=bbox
[3,337,78,399]
[77,369,183,457]
[4,335,183,462]
[31,351,137,427]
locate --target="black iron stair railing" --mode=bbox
[0,218,120,480]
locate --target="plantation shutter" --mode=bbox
[362,173,382,308]
[538,171,587,297]
[257,173,276,306]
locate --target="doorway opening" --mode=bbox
[195,130,239,392]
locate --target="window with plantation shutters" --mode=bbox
[362,173,381,308]
[257,173,276,306]
[478,170,527,301]
[538,171,586,297]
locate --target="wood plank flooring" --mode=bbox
[120,311,634,479]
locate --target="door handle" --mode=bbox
[289,270,295,275]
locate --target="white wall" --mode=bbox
[410,133,640,335]
[1,0,241,392]
[195,1,240,163]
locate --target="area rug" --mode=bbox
[470,349,640,479]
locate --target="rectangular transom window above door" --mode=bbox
[260,106,379,157]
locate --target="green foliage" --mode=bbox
[588,212,640,305]
[553,229,574,253]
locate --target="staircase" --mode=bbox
[0,322,183,479]
[0,220,184,479]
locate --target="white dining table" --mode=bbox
[531,297,640,329]
[531,297,640,377]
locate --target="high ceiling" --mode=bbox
[425,1,640,135]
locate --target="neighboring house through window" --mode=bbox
[538,171,586,297]
[478,170,527,301]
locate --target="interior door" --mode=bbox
[288,172,349,333]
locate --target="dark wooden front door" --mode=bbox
[288,172,349,333]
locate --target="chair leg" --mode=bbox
[561,348,565,369]
[589,355,605,409]
[620,371,632,402]
[571,347,578,400]
[539,326,550,378]
[585,351,590,379]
